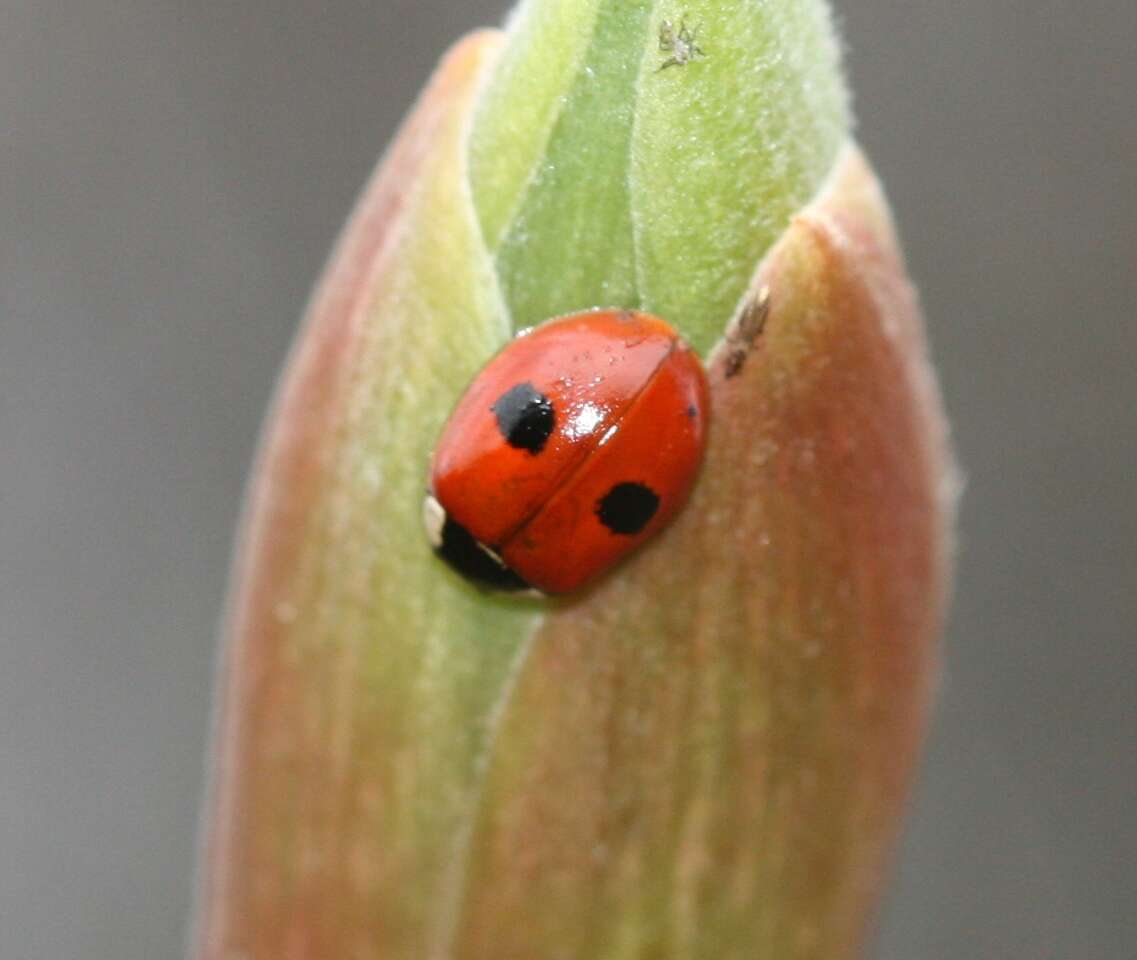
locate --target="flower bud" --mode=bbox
[195,4,954,957]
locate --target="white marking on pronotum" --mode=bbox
[422,493,447,549]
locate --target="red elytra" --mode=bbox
[424,309,709,594]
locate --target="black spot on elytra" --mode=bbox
[492,382,555,454]
[435,514,532,592]
[595,482,660,536]
[685,404,698,418]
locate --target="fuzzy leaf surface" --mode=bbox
[471,0,848,354]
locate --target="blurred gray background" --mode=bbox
[2,0,1134,957]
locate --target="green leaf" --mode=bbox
[443,148,956,956]
[471,0,849,353]
[194,37,546,957]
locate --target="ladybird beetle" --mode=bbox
[424,309,709,594]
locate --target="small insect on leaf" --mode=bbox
[658,17,706,71]
[723,285,771,378]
